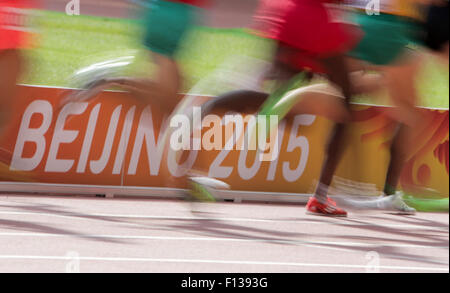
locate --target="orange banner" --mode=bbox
[0,85,448,198]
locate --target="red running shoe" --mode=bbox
[306,197,347,217]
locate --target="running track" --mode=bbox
[23,0,448,274]
[0,194,448,273]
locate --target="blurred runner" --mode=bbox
[0,0,36,134]
[60,0,211,203]
[193,0,448,216]
[101,0,207,113]
[187,0,362,213]
[309,0,449,215]
[64,0,208,115]
[255,0,362,217]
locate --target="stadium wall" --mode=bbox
[0,85,448,202]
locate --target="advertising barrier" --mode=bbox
[0,85,448,202]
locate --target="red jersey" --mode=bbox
[253,0,361,72]
[0,0,37,50]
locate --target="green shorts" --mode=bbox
[349,12,420,65]
[141,0,198,57]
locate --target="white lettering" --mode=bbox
[10,100,53,171]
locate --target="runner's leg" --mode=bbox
[0,49,22,134]
[312,55,353,204]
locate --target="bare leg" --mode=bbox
[288,84,349,123]
[350,71,384,95]
[346,57,385,95]
[104,52,182,114]
[384,123,415,195]
[381,54,424,196]
[0,49,22,134]
[433,42,449,64]
[152,52,182,112]
[313,55,353,202]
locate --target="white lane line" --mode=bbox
[1,233,448,265]
[0,255,447,272]
[2,233,448,266]
[0,232,448,250]
[0,211,447,231]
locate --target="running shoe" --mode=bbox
[185,177,222,216]
[306,197,348,217]
[385,192,417,215]
[186,177,219,203]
